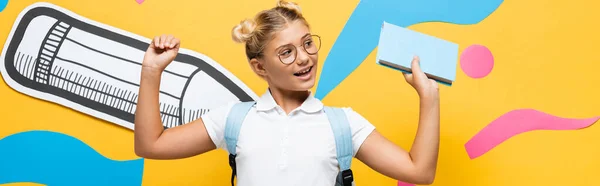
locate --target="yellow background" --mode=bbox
[1,0,599,185]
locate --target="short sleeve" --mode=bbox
[200,101,239,151]
[343,107,376,157]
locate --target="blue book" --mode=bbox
[376,21,459,86]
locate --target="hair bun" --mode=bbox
[232,19,257,43]
[277,0,302,14]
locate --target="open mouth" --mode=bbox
[293,66,313,76]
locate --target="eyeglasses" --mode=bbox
[275,35,321,65]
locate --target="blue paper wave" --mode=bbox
[315,0,504,99]
[0,0,7,12]
[0,130,144,186]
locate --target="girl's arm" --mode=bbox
[356,56,440,185]
[134,35,216,160]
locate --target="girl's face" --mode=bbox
[250,20,319,92]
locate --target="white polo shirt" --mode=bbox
[201,90,376,186]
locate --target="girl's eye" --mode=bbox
[304,40,313,47]
[279,49,292,56]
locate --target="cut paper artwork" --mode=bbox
[0,2,258,130]
[465,109,600,159]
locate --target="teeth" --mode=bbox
[297,67,311,74]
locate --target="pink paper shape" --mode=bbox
[397,181,415,186]
[135,0,144,4]
[465,109,599,159]
[460,44,494,78]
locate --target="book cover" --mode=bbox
[376,21,459,86]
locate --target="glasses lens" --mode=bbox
[279,47,297,64]
[304,35,321,54]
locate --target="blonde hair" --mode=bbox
[232,0,309,60]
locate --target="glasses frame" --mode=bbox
[275,35,321,65]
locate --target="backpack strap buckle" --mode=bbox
[229,154,237,186]
[228,154,237,167]
[342,169,354,186]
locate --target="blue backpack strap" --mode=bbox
[324,106,354,186]
[224,101,256,186]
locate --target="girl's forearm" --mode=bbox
[134,67,165,156]
[408,94,440,180]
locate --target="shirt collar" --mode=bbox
[255,89,324,113]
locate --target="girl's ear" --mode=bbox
[249,58,268,78]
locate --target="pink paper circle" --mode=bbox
[460,44,494,78]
